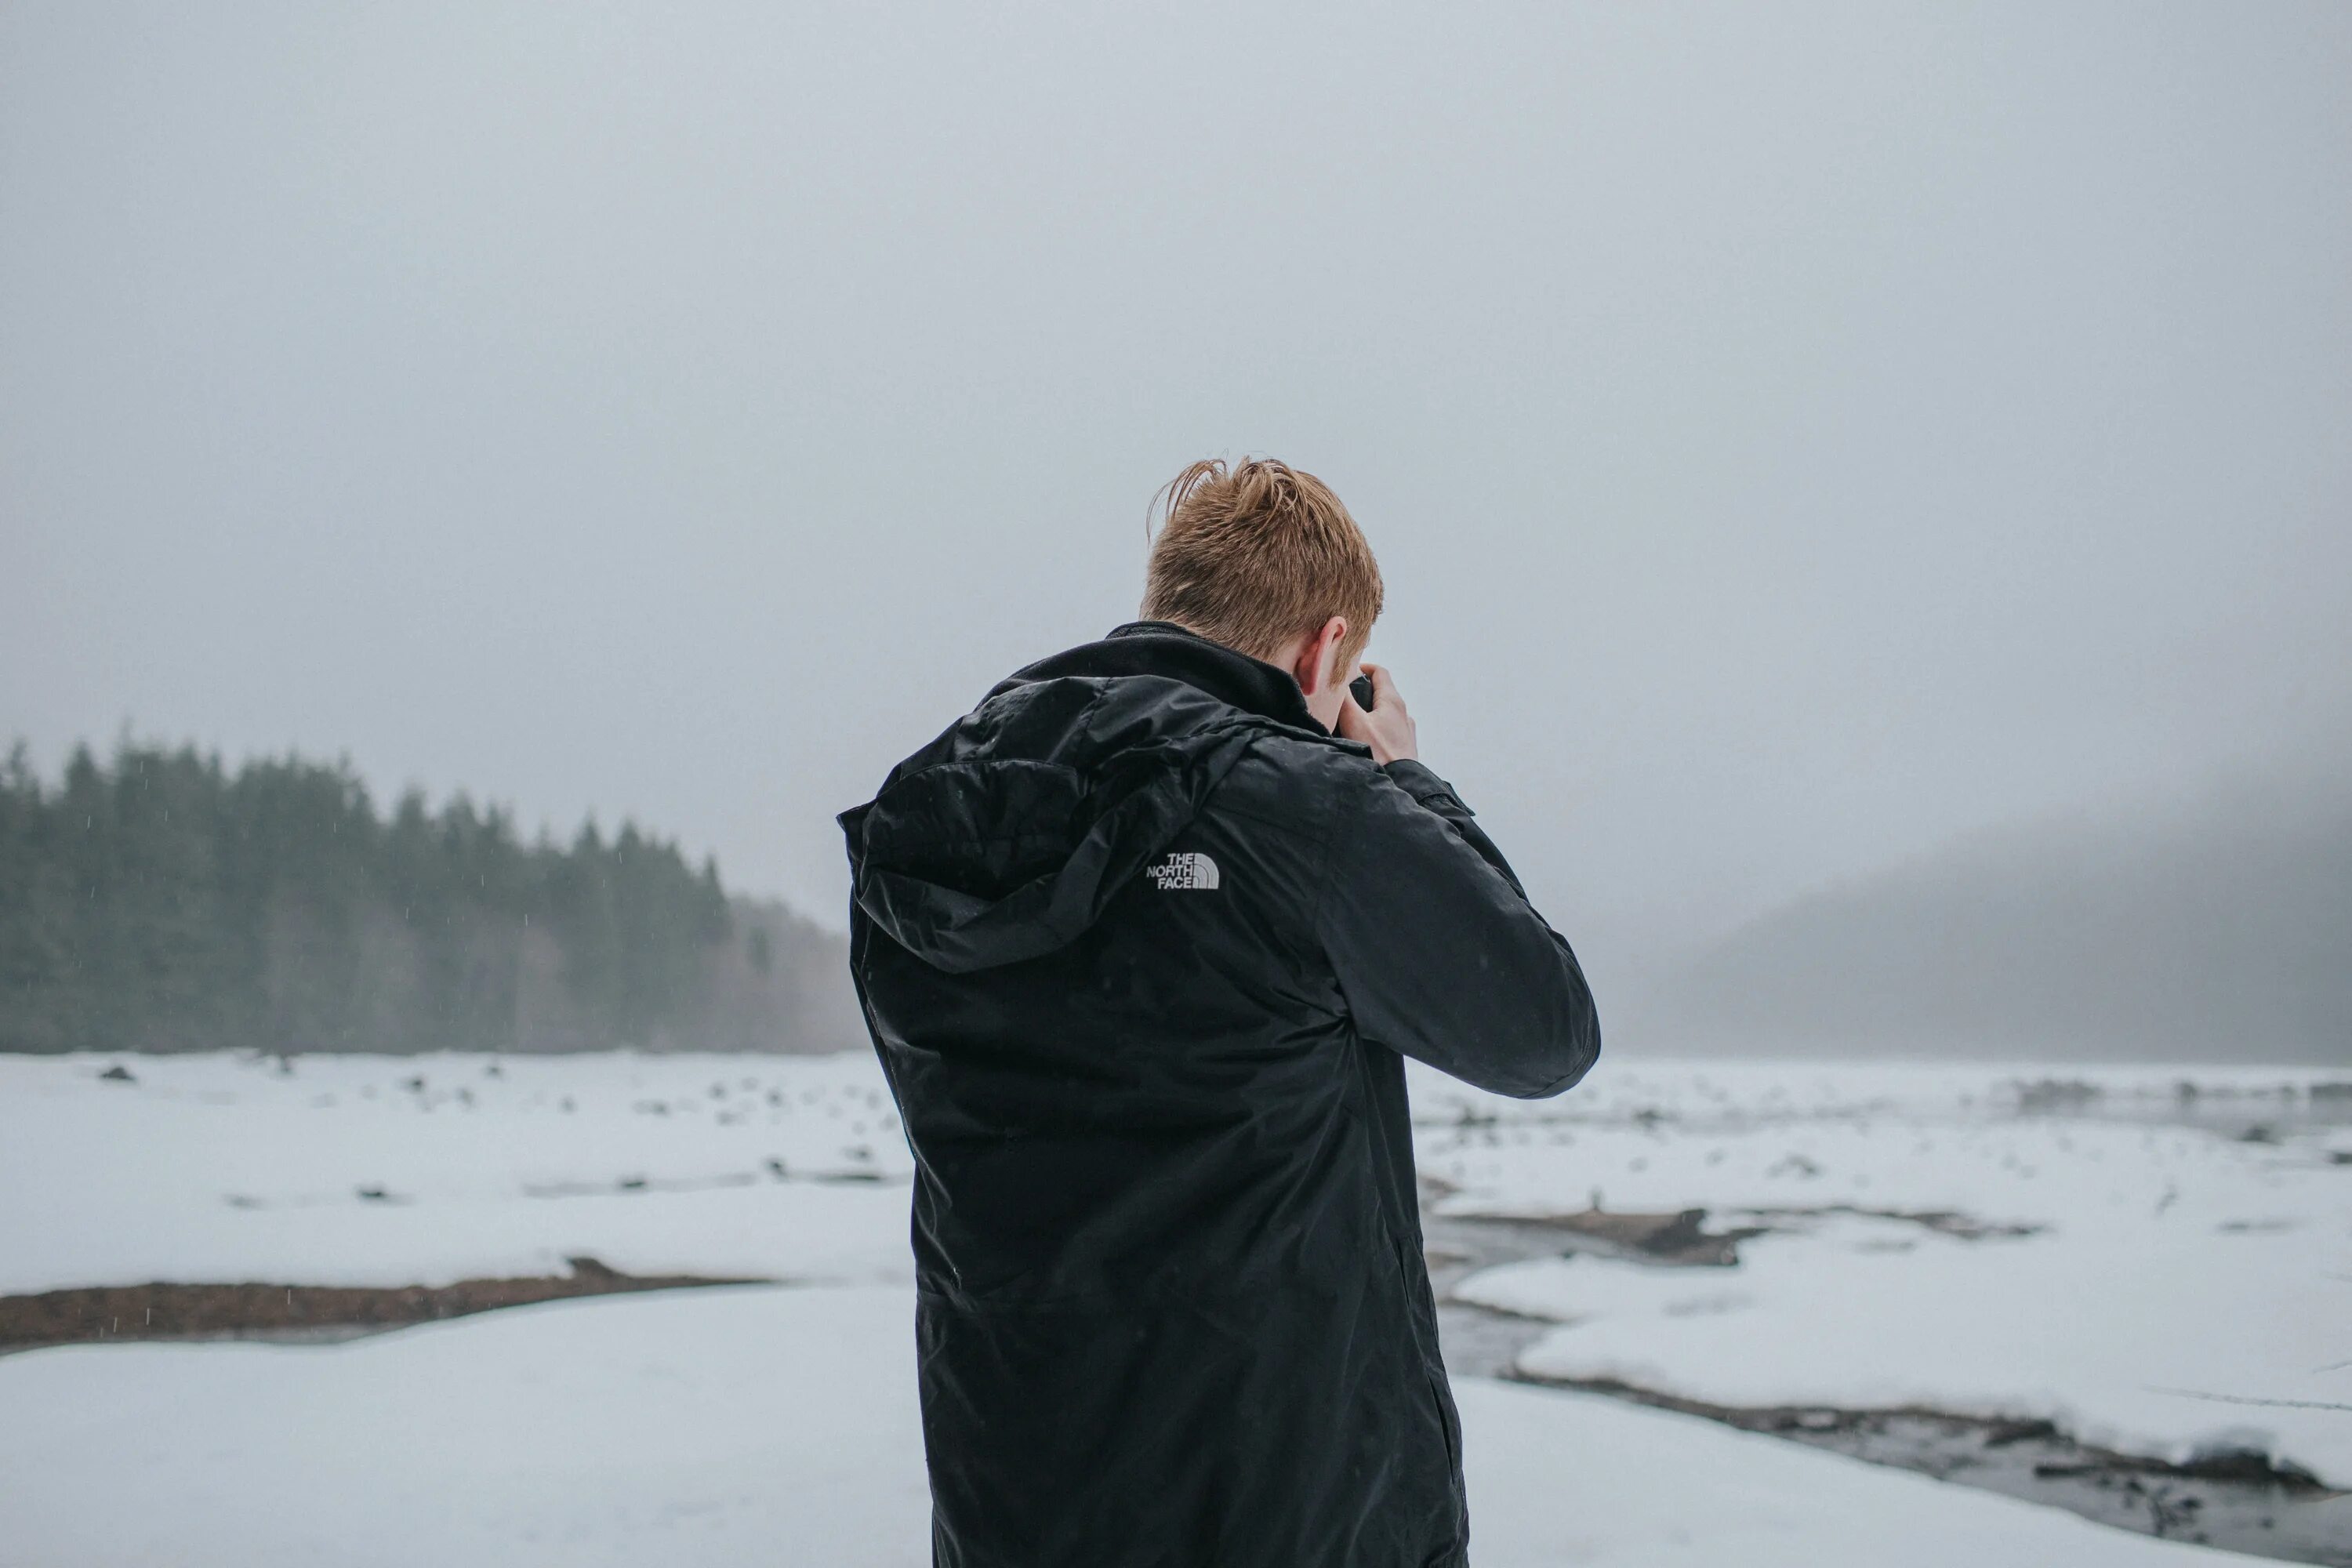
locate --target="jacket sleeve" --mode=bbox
[1315,757,1601,1099]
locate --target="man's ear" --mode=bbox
[1290,615,1349,695]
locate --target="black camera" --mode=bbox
[1348,673,1377,710]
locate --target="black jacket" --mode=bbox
[839,622,1599,1568]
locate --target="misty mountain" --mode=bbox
[1637,771,2352,1063]
[0,740,864,1056]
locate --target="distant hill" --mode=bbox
[1635,771,2352,1063]
[0,740,864,1056]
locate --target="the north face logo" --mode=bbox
[1147,851,1221,891]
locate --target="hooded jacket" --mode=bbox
[839,621,1599,1568]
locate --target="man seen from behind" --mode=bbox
[838,457,1602,1568]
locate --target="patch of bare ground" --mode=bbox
[1516,1207,1770,1266]
[1433,1207,1769,1267]
[1508,1371,2347,1566]
[1733,1203,2044,1241]
[1430,1203,2039,1269]
[0,1256,771,1353]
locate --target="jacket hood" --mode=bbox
[838,623,1330,973]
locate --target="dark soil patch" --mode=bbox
[1437,1207,1768,1267]
[1504,1371,2347,1564]
[1429,1203,2036,1272]
[0,1256,770,1352]
[1516,1372,2327,1490]
[1736,1203,2044,1241]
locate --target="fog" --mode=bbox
[5,2,2348,1034]
[1646,752,2352,1060]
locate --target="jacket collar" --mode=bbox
[998,620,1327,734]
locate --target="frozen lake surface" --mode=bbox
[2,1049,2345,1565]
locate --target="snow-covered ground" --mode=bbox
[2,1049,2343,1566]
[0,1050,913,1294]
[1413,1060,2352,1491]
[0,1284,2271,1568]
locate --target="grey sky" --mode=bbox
[5,2,2348,1001]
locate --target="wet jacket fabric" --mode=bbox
[838,621,1600,1568]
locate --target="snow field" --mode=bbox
[0,1283,2277,1567]
[0,1049,2339,1563]
[1411,1060,2352,1489]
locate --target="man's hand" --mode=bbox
[1336,662,1418,765]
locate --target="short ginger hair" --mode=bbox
[1140,457,1384,674]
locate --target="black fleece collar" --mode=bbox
[1000,620,1327,734]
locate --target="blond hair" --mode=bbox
[1140,457,1384,673]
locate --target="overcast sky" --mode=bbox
[5,2,2347,996]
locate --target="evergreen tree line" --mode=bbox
[0,739,784,1054]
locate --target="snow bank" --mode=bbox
[0,1051,913,1293]
[1419,1062,2352,1488]
[0,1284,2274,1567]
[2,1047,2340,1555]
